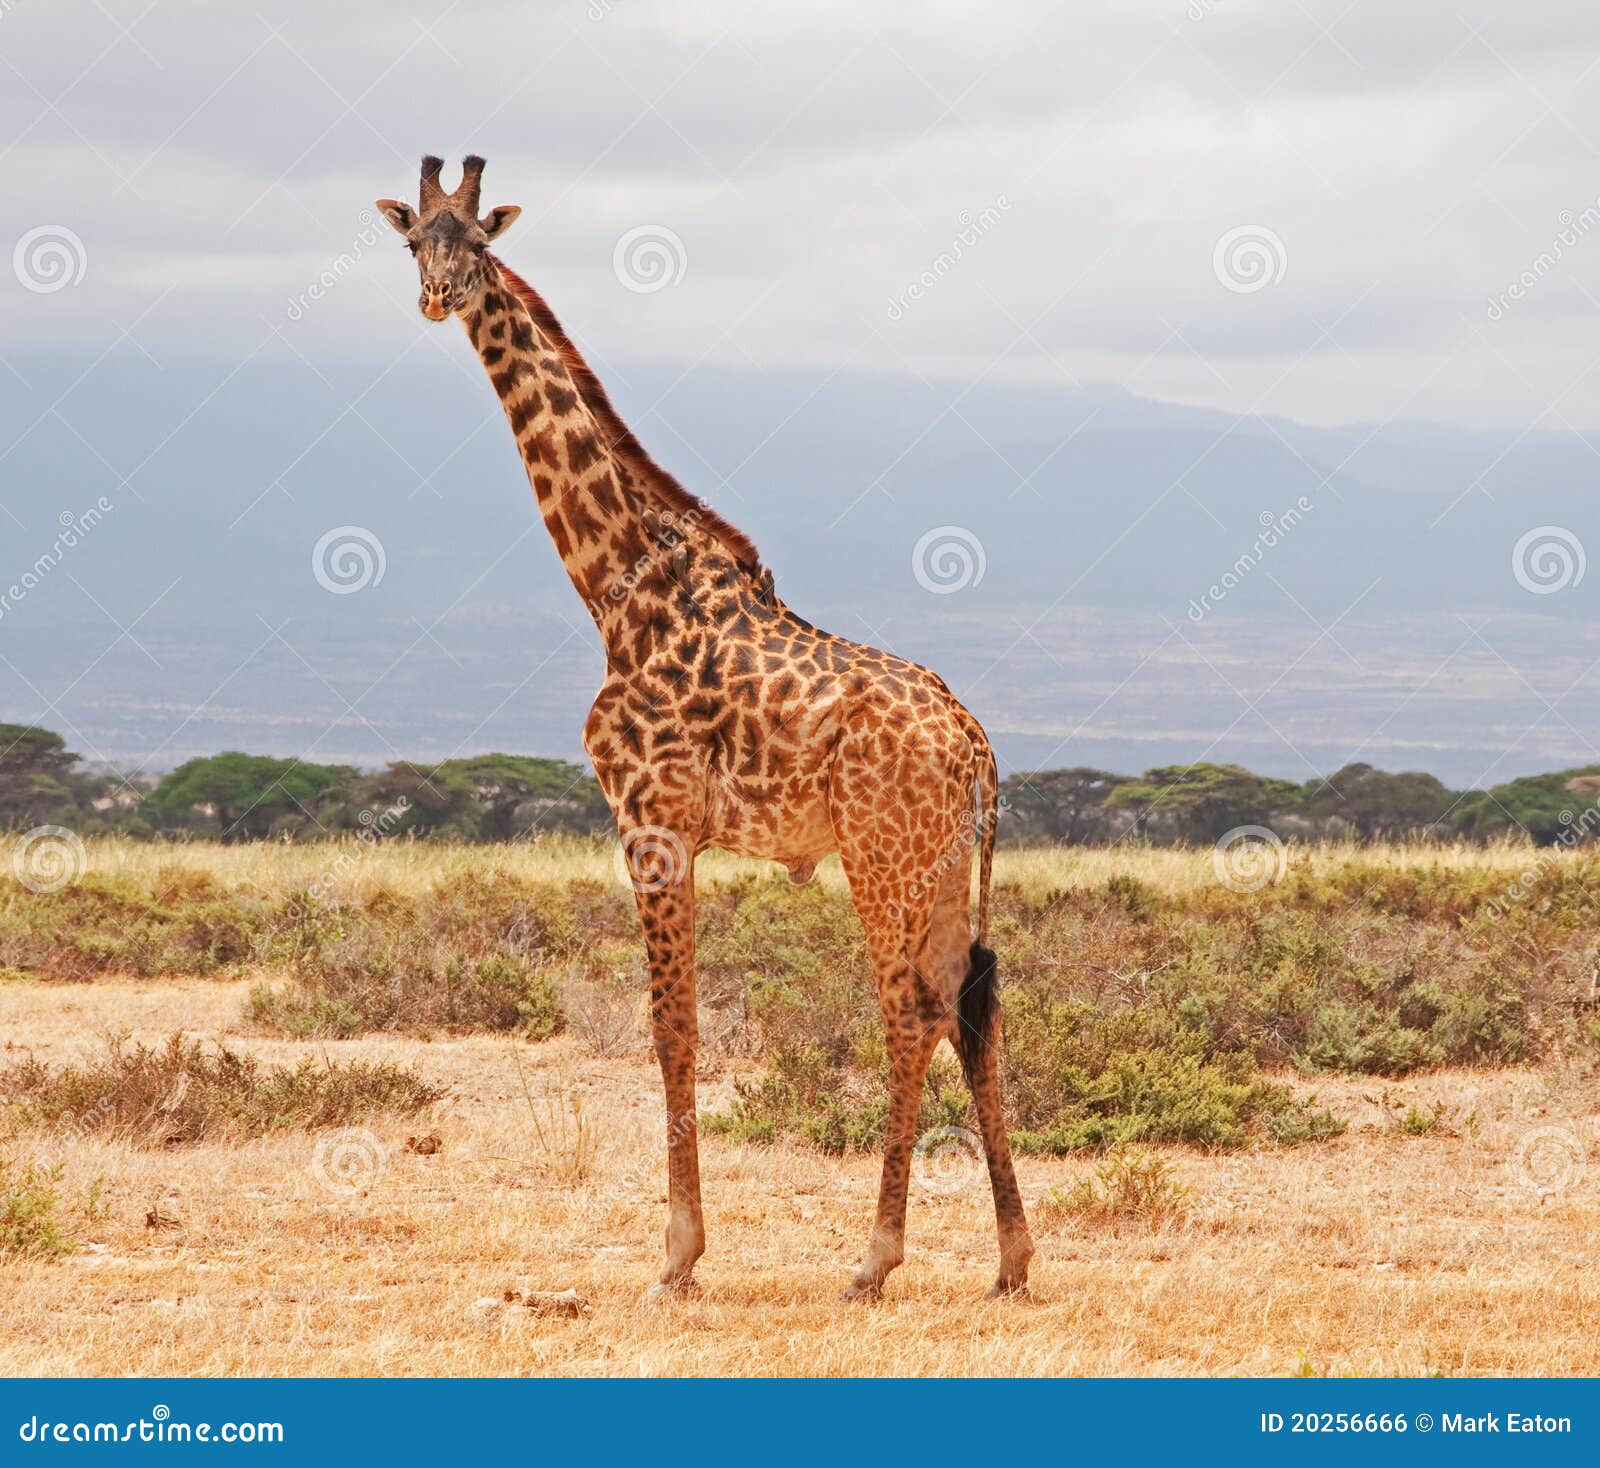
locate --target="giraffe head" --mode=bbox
[376,155,522,321]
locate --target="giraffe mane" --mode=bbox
[487,254,764,574]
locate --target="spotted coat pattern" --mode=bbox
[377,157,1032,1299]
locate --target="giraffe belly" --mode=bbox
[702,778,837,873]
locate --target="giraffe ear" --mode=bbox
[480,205,522,241]
[374,199,416,235]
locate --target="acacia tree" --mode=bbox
[353,761,478,836]
[433,754,610,838]
[151,753,355,841]
[1452,767,1600,845]
[998,767,1128,844]
[0,724,88,828]
[1301,763,1456,839]
[1109,762,1301,843]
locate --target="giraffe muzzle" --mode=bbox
[419,278,454,321]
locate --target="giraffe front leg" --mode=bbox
[631,867,705,1298]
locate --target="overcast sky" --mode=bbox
[5,0,1600,431]
[5,1,1600,787]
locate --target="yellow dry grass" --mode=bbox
[3,975,1596,1378]
[18,831,1573,904]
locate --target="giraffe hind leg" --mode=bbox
[841,970,942,1301]
[955,936,1034,1296]
[934,861,1033,1296]
[832,836,948,1301]
[830,716,1027,1301]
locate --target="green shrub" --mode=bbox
[0,1158,76,1257]
[703,1045,968,1154]
[1037,1147,1190,1228]
[1008,1051,1313,1153]
[244,983,363,1039]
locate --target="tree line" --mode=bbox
[3,722,1598,846]
[998,761,1600,846]
[0,725,608,842]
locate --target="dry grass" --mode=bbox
[1,831,1576,905]
[2,977,1596,1377]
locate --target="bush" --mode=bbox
[703,1045,969,1154]
[245,876,593,1038]
[0,1035,444,1144]
[0,1158,77,1257]
[693,861,1563,1154]
[261,946,563,1039]
[695,877,873,1058]
[0,875,273,980]
[2,841,1579,1160]
[1036,1147,1190,1229]
[243,984,363,1039]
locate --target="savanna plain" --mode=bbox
[1,837,1596,1377]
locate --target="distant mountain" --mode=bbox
[3,349,1596,786]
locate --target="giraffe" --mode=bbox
[376,156,1032,1301]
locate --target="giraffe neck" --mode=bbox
[462,274,668,661]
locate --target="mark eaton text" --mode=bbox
[1439,1413,1572,1434]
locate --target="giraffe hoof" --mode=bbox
[647,1275,700,1302]
[840,1278,884,1303]
[983,1278,1030,1301]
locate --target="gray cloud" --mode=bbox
[3,0,1600,429]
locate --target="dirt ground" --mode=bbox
[2,977,1596,1377]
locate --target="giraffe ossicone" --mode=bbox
[376,154,1032,1302]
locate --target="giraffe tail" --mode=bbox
[972,732,998,946]
[956,729,1001,1085]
